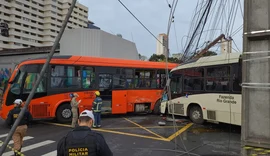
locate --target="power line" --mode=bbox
[232,39,241,52]
[173,22,180,53]
[117,0,163,46]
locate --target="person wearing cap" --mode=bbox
[6,99,33,156]
[92,91,102,128]
[57,110,113,156]
[70,93,81,128]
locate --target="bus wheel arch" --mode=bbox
[56,103,72,123]
[153,99,161,114]
[187,103,204,124]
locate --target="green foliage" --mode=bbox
[148,54,180,63]
[202,50,217,56]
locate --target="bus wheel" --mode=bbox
[56,103,72,123]
[153,100,161,115]
[189,106,204,124]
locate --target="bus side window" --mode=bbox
[232,64,241,92]
[51,65,64,88]
[125,69,134,89]
[134,70,143,88]
[150,70,157,88]
[66,66,81,88]
[206,66,230,92]
[113,75,126,89]
[99,74,112,90]
[159,70,166,89]
[82,67,95,89]
[135,69,156,88]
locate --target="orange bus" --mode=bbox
[0,55,178,123]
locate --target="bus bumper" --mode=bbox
[160,101,167,114]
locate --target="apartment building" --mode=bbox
[156,33,168,57]
[0,0,89,50]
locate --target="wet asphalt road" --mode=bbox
[0,114,241,156]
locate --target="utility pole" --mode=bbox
[242,0,270,155]
[0,0,77,154]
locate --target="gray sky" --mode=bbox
[79,0,243,58]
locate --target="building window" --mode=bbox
[4,13,9,17]
[14,42,21,46]
[22,37,29,41]
[22,17,31,22]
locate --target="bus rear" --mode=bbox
[0,55,178,123]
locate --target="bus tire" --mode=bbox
[56,103,72,123]
[189,106,204,124]
[153,100,161,114]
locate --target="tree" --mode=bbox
[148,54,180,63]
[138,53,148,61]
[202,50,217,56]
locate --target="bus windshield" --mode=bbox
[9,67,25,96]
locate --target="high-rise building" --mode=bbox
[156,33,168,57]
[0,0,89,50]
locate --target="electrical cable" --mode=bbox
[233,40,241,52]
[181,0,213,62]
[173,22,180,53]
[238,0,244,18]
[117,0,163,46]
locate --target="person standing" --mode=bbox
[70,93,81,128]
[92,91,102,128]
[57,110,113,156]
[6,99,33,156]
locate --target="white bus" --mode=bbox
[160,52,242,126]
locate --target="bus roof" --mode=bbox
[21,55,179,69]
[171,52,241,72]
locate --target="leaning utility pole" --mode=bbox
[242,0,270,155]
[0,0,77,155]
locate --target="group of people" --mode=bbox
[5,90,112,156]
[70,91,103,128]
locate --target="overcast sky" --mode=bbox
[79,0,243,58]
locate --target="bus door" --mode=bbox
[111,74,127,114]
[98,73,113,113]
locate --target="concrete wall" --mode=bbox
[60,28,139,60]
[242,0,270,153]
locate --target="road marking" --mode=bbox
[3,140,55,156]
[42,122,169,142]
[123,117,167,140]
[42,121,193,142]
[8,136,34,144]
[94,128,169,141]
[103,126,184,130]
[0,133,8,139]
[42,150,57,156]
[167,123,193,141]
